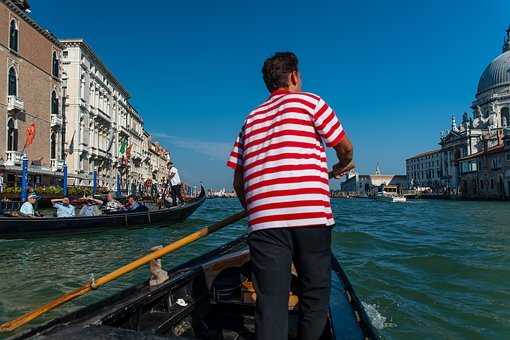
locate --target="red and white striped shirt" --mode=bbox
[227,90,346,232]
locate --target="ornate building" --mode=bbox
[61,39,130,188]
[61,39,171,192]
[407,26,510,199]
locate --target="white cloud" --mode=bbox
[152,132,231,160]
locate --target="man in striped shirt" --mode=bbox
[227,52,354,340]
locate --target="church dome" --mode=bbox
[476,50,510,95]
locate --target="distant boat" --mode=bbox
[0,187,206,239]
[375,185,407,203]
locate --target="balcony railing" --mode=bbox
[7,95,24,112]
[51,114,63,127]
[5,151,23,166]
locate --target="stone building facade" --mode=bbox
[406,149,442,189]
[61,39,128,188]
[0,0,64,187]
[457,130,510,199]
[61,39,171,192]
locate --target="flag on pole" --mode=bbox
[23,123,36,150]
[106,130,115,153]
[119,138,128,155]
[67,129,75,154]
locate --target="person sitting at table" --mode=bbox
[19,194,40,218]
[51,197,75,217]
[103,193,123,213]
[79,196,103,217]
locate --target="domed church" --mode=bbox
[407,26,510,199]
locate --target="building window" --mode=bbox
[50,132,56,159]
[9,20,18,52]
[51,91,58,115]
[80,75,86,100]
[8,67,17,96]
[63,51,68,58]
[52,52,59,77]
[7,118,18,151]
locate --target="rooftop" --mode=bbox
[406,149,441,160]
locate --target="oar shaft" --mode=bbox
[0,286,92,333]
[0,210,246,333]
[95,211,246,287]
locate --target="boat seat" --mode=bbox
[241,280,299,310]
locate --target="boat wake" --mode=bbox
[361,301,396,330]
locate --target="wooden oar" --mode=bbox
[0,210,247,333]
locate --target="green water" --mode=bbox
[0,198,509,339]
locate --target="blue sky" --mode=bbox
[32,0,509,188]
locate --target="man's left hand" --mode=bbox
[331,160,355,179]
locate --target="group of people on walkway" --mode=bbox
[18,193,147,218]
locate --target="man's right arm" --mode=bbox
[233,167,246,210]
[227,128,246,210]
[331,136,355,178]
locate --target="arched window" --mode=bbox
[52,51,59,77]
[50,132,56,159]
[8,67,17,96]
[7,118,18,151]
[9,20,18,51]
[51,91,58,115]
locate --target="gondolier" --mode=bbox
[227,52,355,340]
[167,161,183,206]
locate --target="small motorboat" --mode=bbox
[0,187,206,239]
[375,185,407,203]
[10,235,377,339]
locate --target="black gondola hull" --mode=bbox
[0,188,205,239]
[9,235,377,339]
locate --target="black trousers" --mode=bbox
[170,184,183,206]
[248,226,332,340]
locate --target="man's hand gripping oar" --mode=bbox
[329,160,356,179]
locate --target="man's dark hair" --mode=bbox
[127,194,137,200]
[262,52,299,92]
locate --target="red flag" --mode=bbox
[24,123,36,149]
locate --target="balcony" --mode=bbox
[97,107,111,121]
[51,114,63,127]
[50,159,65,171]
[7,95,24,112]
[5,151,23,166]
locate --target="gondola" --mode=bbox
[0,187,206,239]
[10,235,377,339]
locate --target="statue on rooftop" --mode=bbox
[474,105,482,119]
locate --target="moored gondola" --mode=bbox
[9,235,377,340]
[0,187,205,239]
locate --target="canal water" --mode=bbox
[0,198,509,339]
